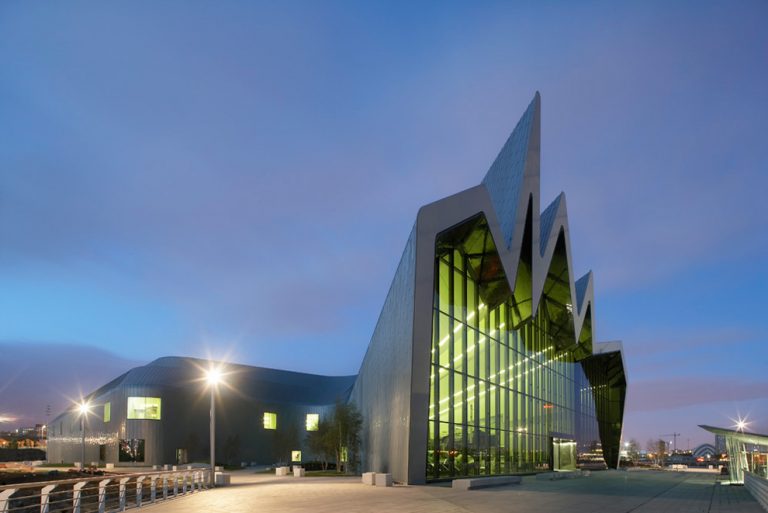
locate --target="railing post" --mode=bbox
[40,484,57,513]
[195,471,202,491]
[150,476,158,503]
[173,473,179,497]
[136,475,145,508]
[0,489,17,513]
[98,479,111,513]
[182,472,189,494]
[162,475,168,500]
[118,477,130,511]
[72,481,86,513]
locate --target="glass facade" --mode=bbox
[127,397,162,420]
[426,214,604,480]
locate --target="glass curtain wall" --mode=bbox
[426,214,601,480]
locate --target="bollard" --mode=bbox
[118,477,130,511]
[40,484,57,513]
[72,481,87,513]
[150,476,158,502]
[0,488,17,513]
[98,479,111,513]
[136,475,145,508]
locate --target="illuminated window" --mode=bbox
[263,412,277,430]
[127,397,162,420]
[306,413,319,431]
[291,450,302,461]
[104,402,111,423]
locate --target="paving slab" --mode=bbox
[138,469,764,513]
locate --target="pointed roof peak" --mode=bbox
[481,93,541,248]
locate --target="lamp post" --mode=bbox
[78,401,90,470]
[205,367,222,487]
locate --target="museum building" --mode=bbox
[47,93,627,485]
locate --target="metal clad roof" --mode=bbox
[89,356,357,406]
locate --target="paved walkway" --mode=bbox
[140,469,764,513]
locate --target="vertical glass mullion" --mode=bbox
[447,250,455,477]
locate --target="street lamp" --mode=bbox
[78,401,90,470]
[205,367,222,487]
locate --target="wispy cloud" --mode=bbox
[0,341,144,426]
[628,377,768,413]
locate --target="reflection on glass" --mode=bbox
[119,439,145,462]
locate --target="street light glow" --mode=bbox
[733,414,750,433]
[78,401,91,416]
[206,367,223,386]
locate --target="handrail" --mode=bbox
[0,468,206,492]
[0,468,211,513]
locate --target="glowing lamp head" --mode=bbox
[736,420,747,432]
[206,367,222,386]
[78,401,90,416]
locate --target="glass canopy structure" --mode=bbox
[700,425,768,483]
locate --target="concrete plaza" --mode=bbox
[139,469,763,513]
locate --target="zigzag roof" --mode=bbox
[422,92,595,347]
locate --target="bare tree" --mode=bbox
[627,438,640,466]
[305,401,362,473]
[646,438,666,466]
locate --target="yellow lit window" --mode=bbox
[127,397,162,420]
[306,413,319,431]
[104,402,111,423]
[263,412,277,430]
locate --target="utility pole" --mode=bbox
[660,433,681,453]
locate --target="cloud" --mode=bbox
[628,377,768,413]
[0,341,144,427]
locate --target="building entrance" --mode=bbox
[551,437,577,471]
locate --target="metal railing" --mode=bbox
[0,468,211,513]
[744,471,768,512]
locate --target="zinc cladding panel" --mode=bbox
[350,225,416,483]
[575,273,591,312]
[121,385,164,465]
[481,96,536,250]
[538,195,562,257]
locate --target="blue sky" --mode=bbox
[1,1,766,446]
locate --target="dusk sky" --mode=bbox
[1,1,766,449]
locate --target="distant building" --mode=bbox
[48,94,627,484]
[715,434,726,455]
[692,443,716,459]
